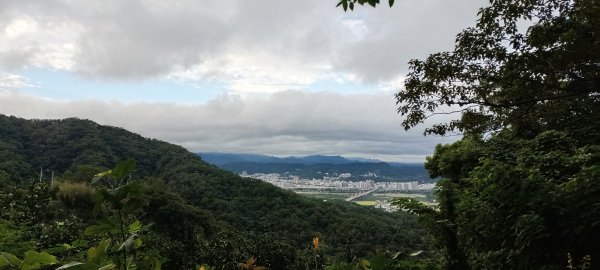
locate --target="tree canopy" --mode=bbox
[344,0,600,268]
[397,0,600,137]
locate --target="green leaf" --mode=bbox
[388,0,394,7]
[368,254,388,270]
[44,243,73,255]
[355,259,370,270]
[97,263,117,270]
[134,238,142,249]
[140,255,161,270]
[85,220,118,236]
[92,170,112,184]
[0,252,22,268]
[21,251,58,270]
[114,183,143,206]
[87,239,111,265]
[126,257,137,270]
[129,220,142,233]
[118,234,137,252]
[111,159,136,180]
[56,261,86,269]
[72,240,89,248]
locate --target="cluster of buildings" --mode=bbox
[241,172,435,191]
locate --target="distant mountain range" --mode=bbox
[198,152,383,165]
[198,152,431,182]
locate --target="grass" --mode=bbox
[55,181,96,208]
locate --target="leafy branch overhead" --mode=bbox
[336,0,395,11]
[397,0,600,136]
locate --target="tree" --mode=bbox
[397,0,600,137]
[341,0,600,268]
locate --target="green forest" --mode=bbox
[390,0,600,268]
[0,115,431,269]
[2,0,600,269]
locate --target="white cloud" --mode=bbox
[0,90,458,162]
[0,15,82,70]
[0,0,481,161]
[0,0,487,92]
[0,72,35,90]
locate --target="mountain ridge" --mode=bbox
[0,114,428,268]
[198,152,429,181]
[198,152,382,165]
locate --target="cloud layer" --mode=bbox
[0,0,486,92]
[0,90,456,162]
[0,0,479,161]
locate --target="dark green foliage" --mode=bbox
[383,0,600,268]
[0,114,429,269]
[0,221,35,257]
[325,252,440,270]
[397,0,600,137]
[62,165,107,183]
[335,0,394,11]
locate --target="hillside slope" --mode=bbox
[0,114,429,268]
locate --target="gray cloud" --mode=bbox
[0,90,458,162]
[0,0,475,161]
[0,0,487,84]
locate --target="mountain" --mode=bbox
[197,152,283,165]
[0,115,428,269]
[199,152,429,181]
[199,152,370,165]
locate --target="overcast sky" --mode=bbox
[0,0,486,162]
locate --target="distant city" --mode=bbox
[241,172,436,191]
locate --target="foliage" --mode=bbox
[341,0,599,269]
[0,251,58,270]
[67,161,160,270]
[0,114,431,269]
[0,221,34,257]
[62,165,106,183]
[335,0,395,12]
[325,252,439,270]
[397,0,600,137]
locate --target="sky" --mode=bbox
[0,0,486,162]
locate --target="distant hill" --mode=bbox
[198,152,430,181]
[199,152,370,165]
[0,114,429,269]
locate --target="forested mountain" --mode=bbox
[199,153,429,181]
[198,153,362,165]
[0,114,429,269]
